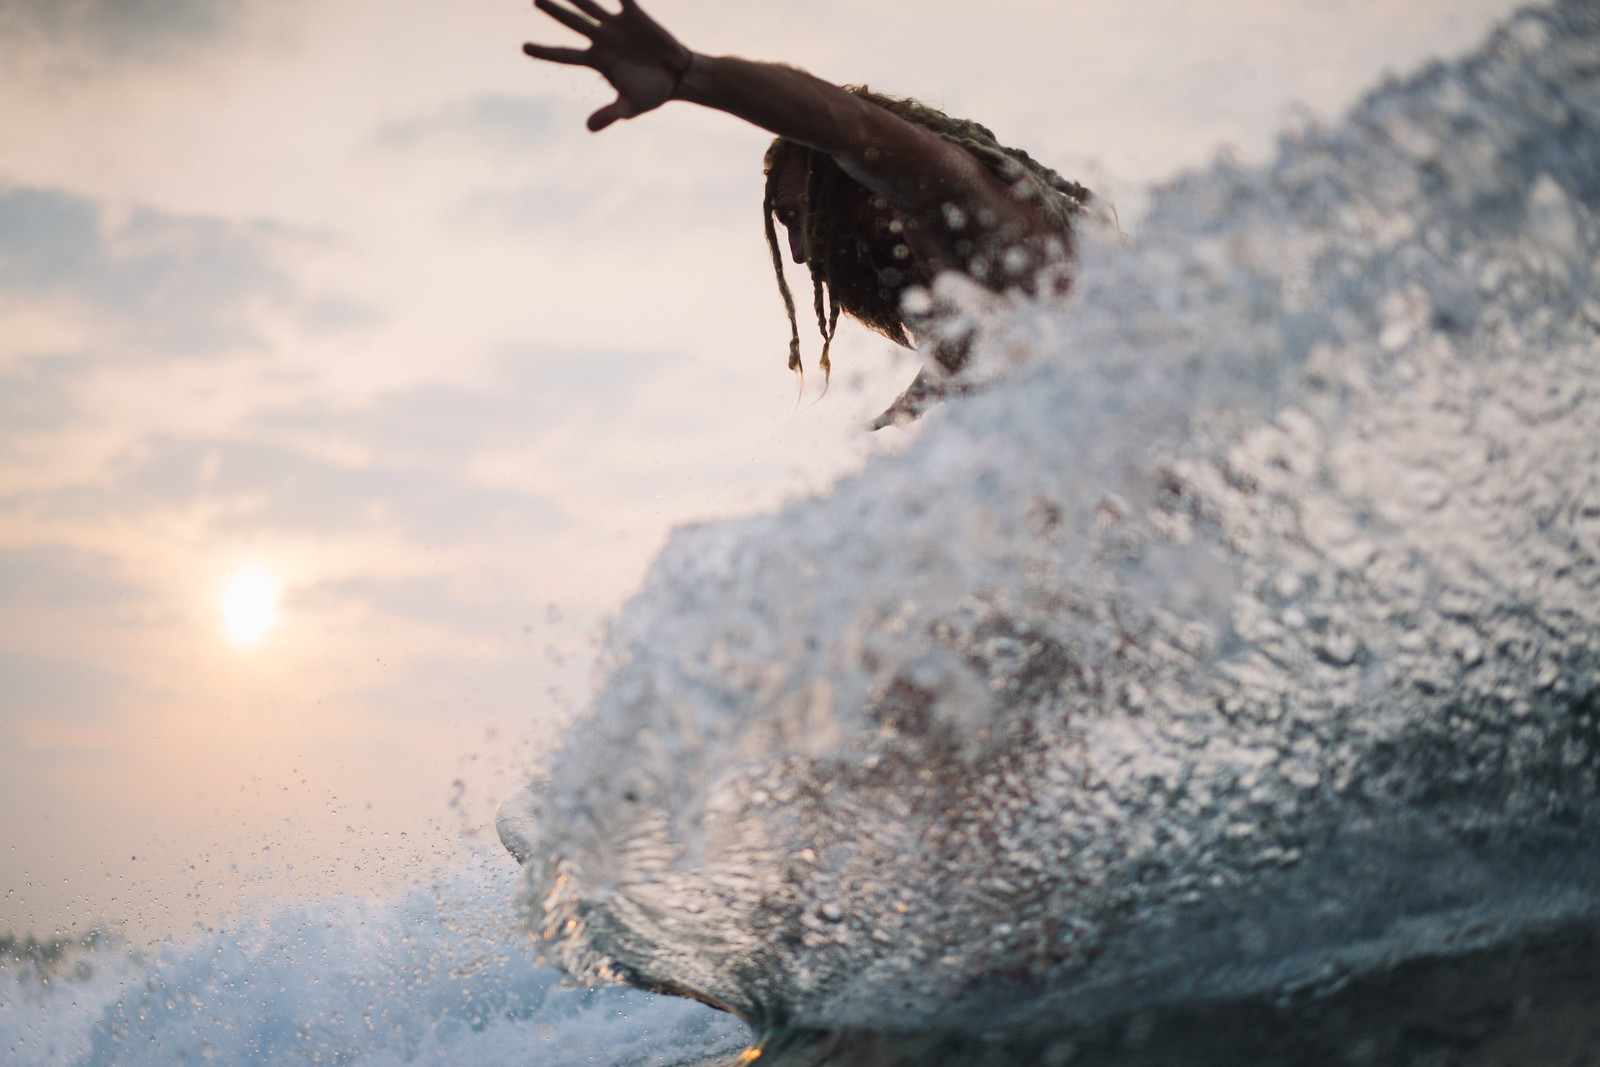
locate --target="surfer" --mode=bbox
[524,0,1093,426]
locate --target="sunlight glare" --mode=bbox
[222,566,280,645]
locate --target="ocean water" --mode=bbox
[0,859,751,1066]
[502,0,1600,1060]
[8,1,1600,1064]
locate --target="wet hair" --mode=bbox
[762,86,1092,380]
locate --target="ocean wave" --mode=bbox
[0,861,748,1066]
[503,1,1600,1057]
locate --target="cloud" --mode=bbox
[265,343,678,465]
[301,295,388,336]
[292,571,580,650]
[0,342,680,611]
[0,355,88,436]
[374,94,559,157]
[0,187,99,287]
[87,437,571,544]
[392,92,771,237]
[0,652,126,754]
[0,343,686,550]
[0,548,138,743]
[0,0,237,57]
[461,169,761,237]
[0,185,379,355]
[43,346,674,542]
[0,545,136,613]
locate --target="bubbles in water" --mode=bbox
[509,1,1600,1043]
[0,866,748,1067]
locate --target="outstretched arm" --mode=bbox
[523,0,1044,237]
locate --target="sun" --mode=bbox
[221,565,281,645]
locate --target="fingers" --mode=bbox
[587,96,635,131]
[567,0,611,19]
[534,0,598,38]
[522,42,590,65]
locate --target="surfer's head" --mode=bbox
[761,86,1092,381]
[762,134,919,380]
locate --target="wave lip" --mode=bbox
[508,0,1600,1057]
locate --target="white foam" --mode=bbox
[513,0,1600,1034]
[1,860,749,1066]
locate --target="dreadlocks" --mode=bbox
[762,86,1092,382]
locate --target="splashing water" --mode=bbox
[0,862,749,1066]
[504,1,1600,1058]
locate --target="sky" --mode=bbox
[0,0,1526,946]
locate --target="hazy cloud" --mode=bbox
[294,572,565,646]
[301,294,388,335]
[0,0,238,57]
[0,185,380,354]
[0,548,138,739]
[374,94,558,157]
[0,355,87,436]
[0,545,137,613]
[0,653,125,744]
[92,437,571,543]
[463,170,759,235]
[265,343,676,464]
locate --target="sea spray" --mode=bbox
[505,0,1600,1052]
[0,861,749,1066]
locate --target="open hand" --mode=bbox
[523,0,693,131]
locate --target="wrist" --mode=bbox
[665,47,694,98]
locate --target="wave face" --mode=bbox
[506,0,1600,1051]
[0,866,748,1067]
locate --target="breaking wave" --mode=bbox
[0,862,749,1066]
[503,2,1600,1059]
